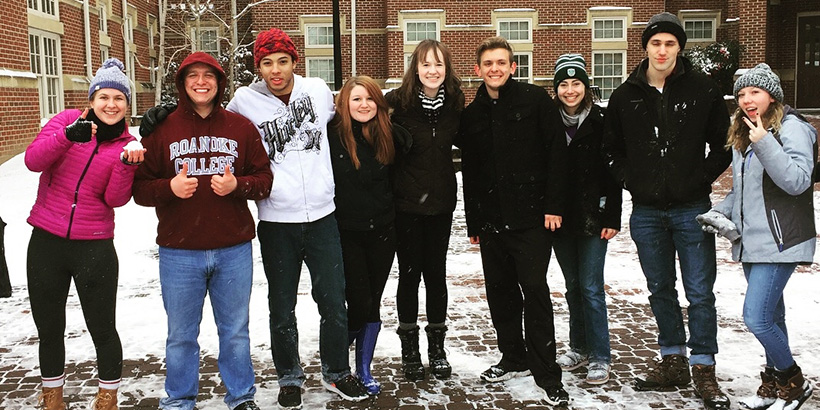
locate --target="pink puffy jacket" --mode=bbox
[25,109,137,240]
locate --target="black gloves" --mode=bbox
[139,103,177,138]
[65,114,93,143]
[392,123,413,154]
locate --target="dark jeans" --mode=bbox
[395,212,452,325]
[630,199,718,366]
[339,224,396,331]
[26,227,122,381]
[479,227,562,387]
[257,214,351,387]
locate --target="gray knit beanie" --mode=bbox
[553,54,590,92]
[642,12,687,50]
[88,58,131,104]
[733,63,783,102]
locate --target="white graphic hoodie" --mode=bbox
[227,74,336,223]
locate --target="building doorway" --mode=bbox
[796,14,820,108]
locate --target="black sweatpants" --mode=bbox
[26,228,122,380]
[340,224,396,331]
[394,212,452,325]
[478,226,562,388]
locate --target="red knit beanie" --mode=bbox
[254,28,299,67]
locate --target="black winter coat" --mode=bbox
[328,121,395,231]
[602,57,731,209]
[456,79,568,237]
[385,89,463,215]
[559,104,623,237]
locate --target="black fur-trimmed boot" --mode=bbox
[426,325,451,379]
[397,326,425,381]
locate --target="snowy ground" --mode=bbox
[1,128,819,409]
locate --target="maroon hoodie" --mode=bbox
[133,52,272,250]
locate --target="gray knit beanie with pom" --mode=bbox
[88,58,131,104]
[733,63,783,102]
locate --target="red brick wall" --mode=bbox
[0,1,38,161]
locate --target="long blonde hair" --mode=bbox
[332,76,395,169]
[726,100,785,152]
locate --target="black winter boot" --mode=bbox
[771,363,813,410]
[426,325,451,379]
[397,326,425,381]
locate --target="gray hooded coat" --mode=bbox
[713,110,817,263]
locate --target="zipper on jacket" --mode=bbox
[770,209,785,252]
[66,142,101,239]
[739,150,749,261]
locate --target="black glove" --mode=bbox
[392,123,413,154]
[65,114,93,143]
[139,103,177,138]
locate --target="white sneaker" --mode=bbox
[586,361,610,385]
[556,350,588,371]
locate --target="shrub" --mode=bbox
[685,40,744,96]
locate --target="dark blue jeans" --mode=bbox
[743,262,796,370]
[630,199,718,366]
[553,233,611,364]
[257,214,351,387]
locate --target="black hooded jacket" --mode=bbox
[602,57,731,209]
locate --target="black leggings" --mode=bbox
[395,212,452,325]
[340,224,396,331]
[26,228,122,380]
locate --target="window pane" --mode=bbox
[592,52,624,99]
[308,58,335,88]
[29,34,41,74]
[500,20,529,41]
[308,26,333,46]
[406,21,436,42]
[594,19,623,40]
[512,54,530,82]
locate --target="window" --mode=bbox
[306,25,333,47]
[147,14,157,49]
[684,20,715,42]
[512,53,532,83]
[100,45,109,63]
[592,51,625,100]
[405,21,438,43]
[99,5,108,33]
[124,16,133,43]
[498,19,531,42]
[28,0,57,16]
[593,18,625,41]
[197,28,219,55]
[29,31,63,118]
[149,57,157,85]
[306,57,335,89]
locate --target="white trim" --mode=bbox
[305,23,334,48]
[591,17,626,42]
[497,18,532,43]
[591,50,626,100]
[683,18,717,42]
[305,57,335,87]
[404,20,440,44]
[512,52,533,83]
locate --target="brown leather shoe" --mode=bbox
[634,354,691,390]
[91,388,118,410]
[38,386,66,410]
[692,364,730,409]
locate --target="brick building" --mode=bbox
[1,0,818,162]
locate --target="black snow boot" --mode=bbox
[397,326,425,381]
[426,325,451,379]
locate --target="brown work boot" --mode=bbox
[90,388,118,410]
[769,363,813,410]
[739,366,777,410]
[38,386,66,410]
[634,354,691,390]
[692,364,731,409]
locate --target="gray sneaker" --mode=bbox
[556,350,588,371]
[586,361,611,385]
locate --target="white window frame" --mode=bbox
[512,52,532,83]
[29,30,63,119]
[100,45,109,63]
[147,14,157,49]
[683,18,717,42]
[28,0,58,18]
[404,53,412,73]
[497,18,532,43]
[123,15,134,43]
[404,20,439,44]
[592,17,626,41]
[305,24,334,48]
[306,57,335,89]
[592,51,626,100]
[99,4,108,33]
[192,27,219,55]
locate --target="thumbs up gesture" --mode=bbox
[171,162,198,199]
[211,161,237,196]
[65,108,97,143]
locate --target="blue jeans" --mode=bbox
[743,262,796,370]
[158,242,256,410]
[553,233,611,364]
[630,199,718,366]
[257,214,351,387]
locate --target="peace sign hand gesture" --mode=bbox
[742,113,768,143]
